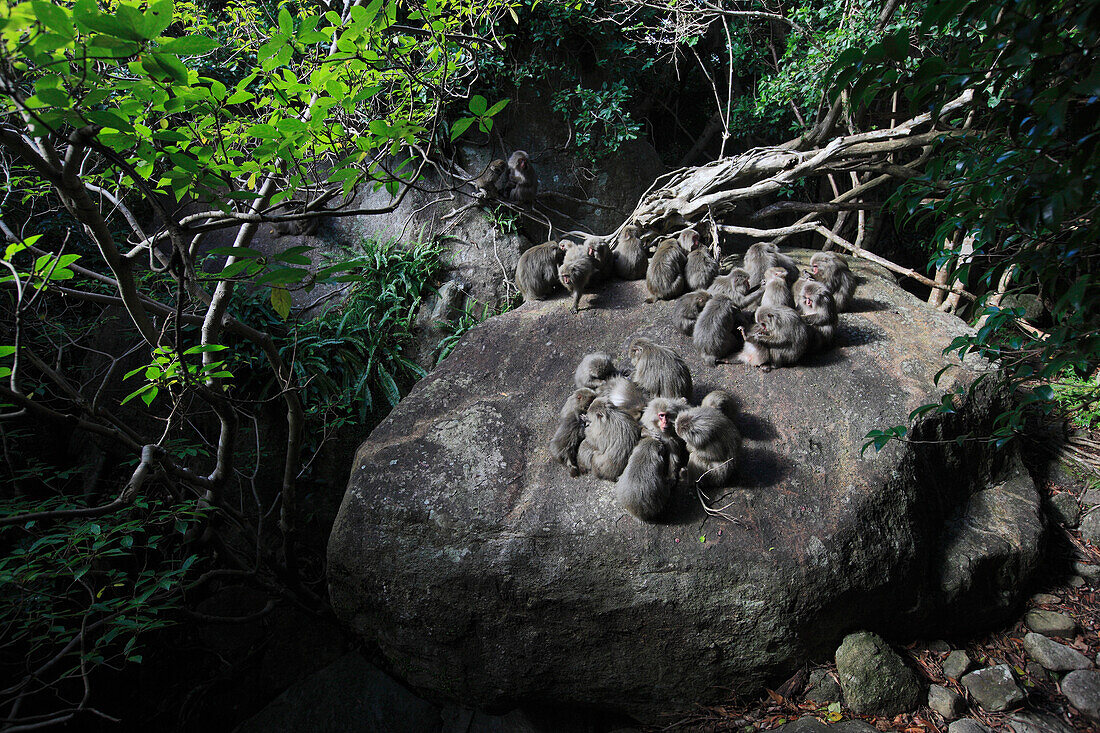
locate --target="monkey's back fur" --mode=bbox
[693,296,741,365]
[740,305,810,369]
[645,240,687,301]
[613,230,648,280]
[628,338,692,399]
[615,437,674,522]
[810,252,857,311]
[515,242,562,301]
[685,249,719,290]
[675,406,742,489]
[574,353,617,390]
[578,398,640,480]
[745,242,799,287]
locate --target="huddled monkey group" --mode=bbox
[540,225,860,523]
[475,151,539,204]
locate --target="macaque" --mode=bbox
[615,437,675,522]
[550,387,597,476]
[558,242,594,313]
[745,242,799,287]
[574,352,618,390]
[760,266,795,310]
[678,228,703,253]
[672,290,711,336]
[627,337,692,399]
[799,280,838,351]
[473,158,506,198]
[576,397,641,480]
[685,246,719,291]
[737,305,810,371]
[808,252,857,311]
[693,295,741,366]
[645,238,687,302]
[515,241,565,301]
[585,236,615,284]
[675,404,742,489]
[504,150,538,204]
[613,225,648,280]
[598,375,647,419]
[640,396,690,470]
[701,389,738,421]
[710,267,762,313]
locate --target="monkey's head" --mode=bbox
[627,337,653,364]
[643,397,687,435]
[755,307,778,332]
[620,224,639,241]
[509,150,529,170]
[679,228,702,252]
[730,268,751,292]
[802,282,833,312]
[691,290,711,310]
[810,252,839,278]
[573,388,597,411]
[673,409,699,443]
[586,397,613,424]
[763,267,787,284]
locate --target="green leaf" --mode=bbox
[143,0,174,38]
[468,94,487,115]
[270,286,291,319]
[278,6,293,35]
[377,366,400,407]
[450,117,474,140]
[32,0,73,39]
[159,35,220,55]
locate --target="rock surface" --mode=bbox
[1006,711,1076,733]
[1047,493,1080,527]
[943,650,973,680]
[328,255,1044,719]
[1024,610,1076,637]
[1061,669,1100,720]
[948,721,990,733]
[804,669,842,703]
[1082,510,1100,546]
[835,632,920,716]
[961,665,1024,712]
[1023,632,1092,672]
[237,653,441,733]
[928,684,966,720]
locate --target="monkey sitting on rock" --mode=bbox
[515,241,565,302]
[627,336,692,399]
[613,225,648,280]
[675,392,741,489]
[736,305,811,371]
[672,290,711,336]
[577,397,641,480]
[550,387,597,476]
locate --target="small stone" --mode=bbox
[948,720,991,733]
[1026,661,1049,682]
[1073,561,1100,582]
[943,650,973,680]
[928,684,966,720]
[1025,609,1077,637]
[1049,492,1081,527]
[1082,510,1100,546]
[803,669,842,703]
[1032,592,1061,605]
[835,631,921,715]
[1006,711,1075,733]
[961,664,1024,712]
[928,639,951,654]
[772,717,827,733]
[829,722,878,733]
[1083,487,1100,507]
[1062,669,1100,720]
[1069,575,1087,587]
[1023,632,1092,672]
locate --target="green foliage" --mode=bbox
[434,296,502,365]
[1051,370,1100,431]
[551,81,641,162]
[840,0,1100,450]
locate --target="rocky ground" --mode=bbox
[668,461,1100,733]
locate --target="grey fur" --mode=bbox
[504,150,538,204]
[737,305,810,371]
[685,249,719,290]
[674,406,742,489]
[809,252,857,311]
[550,388,597,475]
[577,397,641,480]
[798,280,838,351]
[744,242,799,287]
[700,389,738,421]
[627,337,692,399]
[693,295,741,365]
[672,290,711,335]
[515,241,564,301]
[613,225,648,280]
[616,437,674,522]
[760,266,795,310]
[558,242,594,312]
[574,352,618,390]
[645,239,687,301]
[598,376,647,418]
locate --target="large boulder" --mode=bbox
[327,252,1043,720]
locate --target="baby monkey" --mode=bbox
[550,387,596,476]
[627,337,692,399]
